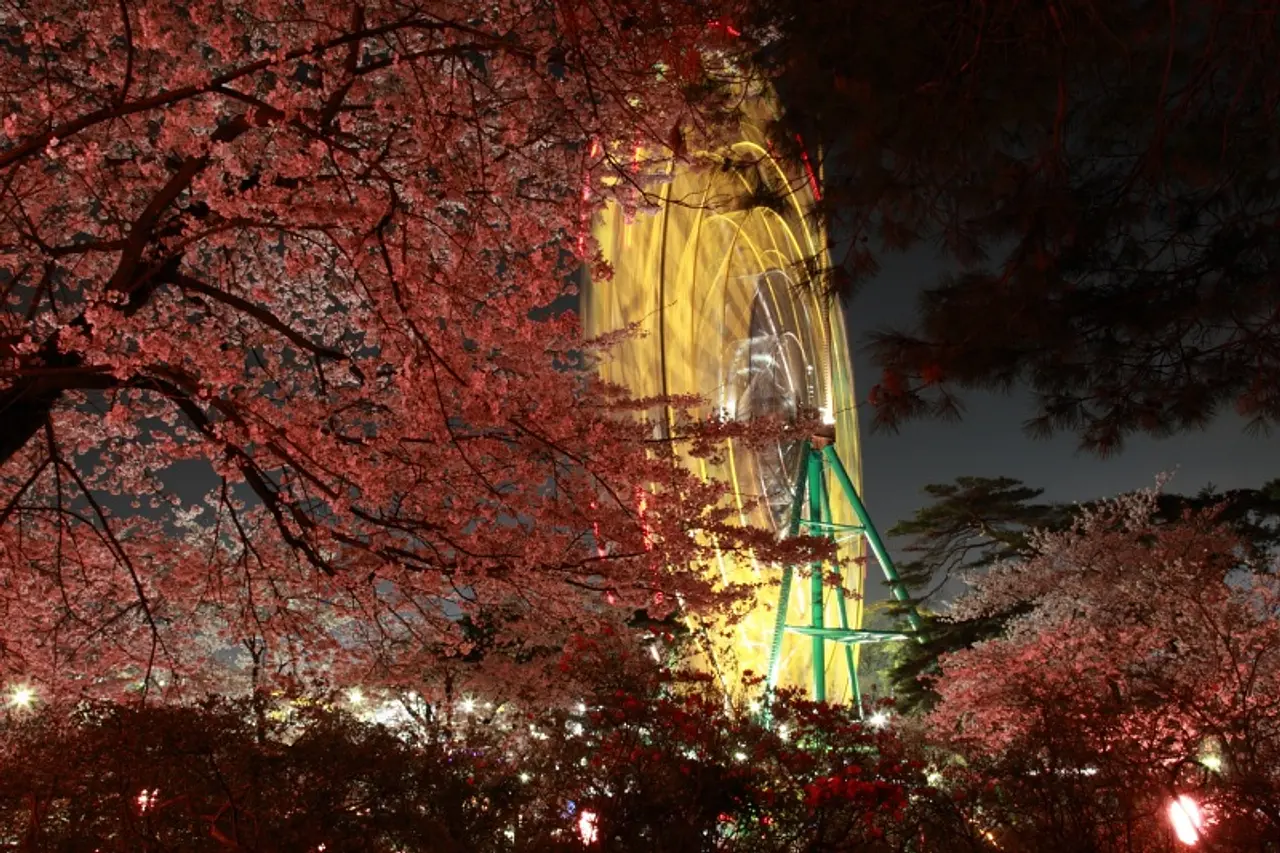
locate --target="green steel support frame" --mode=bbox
[764,436,922,712]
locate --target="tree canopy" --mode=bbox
[928,491,1280,847]
[743,0,1280,453]
[0,0,829,703]
[881,475,1280,712]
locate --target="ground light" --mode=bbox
[1168,795,1205,845]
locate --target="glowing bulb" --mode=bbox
[866,710,890,729]
[519,772,531,783]
[8,686,33,708]
[577,809,599,845]
[1200,754,1222,772]
[136,788,159,814]
[576,702,588,715]
[819,405,836,426]
[460,697,476,714]
[346,688,364,705]
[777,724,789,742]
[1168,795,1204,845]
[733,750,748,762]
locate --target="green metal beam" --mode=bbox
[821,444,925,634]
[799,521,865,533]
[806,450,826,702]
[784,626,914,644]
[815,463,861,710]
[765,442,812,694]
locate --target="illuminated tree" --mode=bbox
[880,476,1280,713]
[927,490,1280,846]
[0,678,921,851]
[742,0,1280,453]
[0,0,830,702]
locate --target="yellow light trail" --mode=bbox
[583,92,866,701]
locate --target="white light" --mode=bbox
[1200,754,1222,772]
[1168,795,1204,845]
[820,405,836,425]
[777,724,790,742]
[866,710,890,729]
[8,686,33,708]
[519,772,531,783]
[460,697,476,714]
[576,702,588,715]
[136,788,159,814]
[733,750,748,762]
[648,645,661,662]
[567,721,584,737]
[346,688,364,705]
[578,809,599,845]
[748,700,761,713]
[925,769,943,786]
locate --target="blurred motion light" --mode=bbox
[1168,795,1204,846]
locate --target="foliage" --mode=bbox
[928,491,1280,848]
[883,476,1280,712]
[0,677,922,851]
[740,0,1280,452]
[0,0,836,702]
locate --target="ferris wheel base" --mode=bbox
[764,440,923,712]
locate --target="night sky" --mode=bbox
[848,247,1280,575]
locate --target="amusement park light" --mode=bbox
[577,809,600,845]
[1168,795,1204,846]
[8,685,33,709]
[460,697,476,714]
[346,687,364,706]
[866,710,891,729]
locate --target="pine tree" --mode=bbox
[740,0,1280,453]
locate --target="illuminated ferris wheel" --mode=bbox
[582,91,919,706]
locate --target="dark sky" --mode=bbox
[846,247,1280,573]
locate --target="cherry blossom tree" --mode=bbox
[928,490,1280,845]
[0,0,820,702]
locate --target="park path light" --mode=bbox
[1168,794,1204,846]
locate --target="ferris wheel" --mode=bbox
[582,92,918,706]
